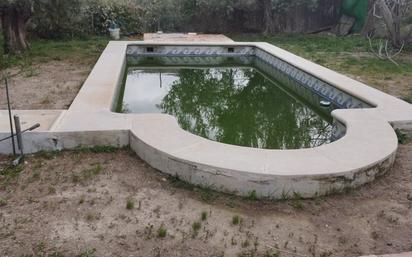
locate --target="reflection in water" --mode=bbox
[121,70,179,113]
[121,66,333,149]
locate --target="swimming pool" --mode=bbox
[117,56,342,149]
[3,41,410,199]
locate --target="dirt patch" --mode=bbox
[1,61,92,110]
[343,73,412,101]
[0,143,411,257]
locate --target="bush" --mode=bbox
[29,0,143,39]
[30,0,86,39]
[86,0,143,35]
[26,0,342,39]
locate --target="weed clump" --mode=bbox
[247,190,258,201]
[201,211,208,221]
[0,197,7,206]
[72,164,102,184]
[126,199,134,210]
[157,225,167,238]
[1,164,24,184]
[192,221,201,232]
[232,215,242,225]
[75,146,118,154]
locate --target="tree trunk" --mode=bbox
[377,0,402,48]
[261,0,275,35]
[1,5,31,54]
[361,0,377,36]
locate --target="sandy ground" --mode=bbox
[0,144,411,257]
[0,61,92,110]
[346,73,412,101]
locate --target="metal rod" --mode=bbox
[5,78,16,155]
[14,115,24,160]
[0,123,40,143]
[159,72,162,88]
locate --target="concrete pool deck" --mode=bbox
[143,32,234,42]
[1,40,412,199]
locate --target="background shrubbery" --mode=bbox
[6,0,412,49]
[26,0,339,39]
[28,0,143,39]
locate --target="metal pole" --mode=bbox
[14,115,24,160]
[159,72,162,88]
[0,123,40,143]
[5,78,16,155]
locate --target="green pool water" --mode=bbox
[117,57,336,149]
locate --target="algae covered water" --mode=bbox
[117,56,335,149]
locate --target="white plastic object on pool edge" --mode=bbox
[320,100,331,107]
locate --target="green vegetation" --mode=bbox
[200,187,215,202]
[75,248,96,257]
[84,163,102,178]
[157,225,167,238]
[72,163,103,184]
[0,36,109,70]
[396,129,409,145]
[74,145,119,154]
[192,221,201,232]
[126,199,135,210]
[280,190,290,201]
[33,147,118,163]
[201,211,208,221]
[291,192,304,210]
[232,215,241,225]
[29,0,142,39]
[169,175,195,191]
[233,34,371,53]
[247,190,258,201]
[36,150,61,160]
[233,34,412,77]
[0,164,25,185]
[263,250,280,257]
[0,197,7,206]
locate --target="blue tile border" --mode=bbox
[254,49,371,110]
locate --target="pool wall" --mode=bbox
[1,41,412,199]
